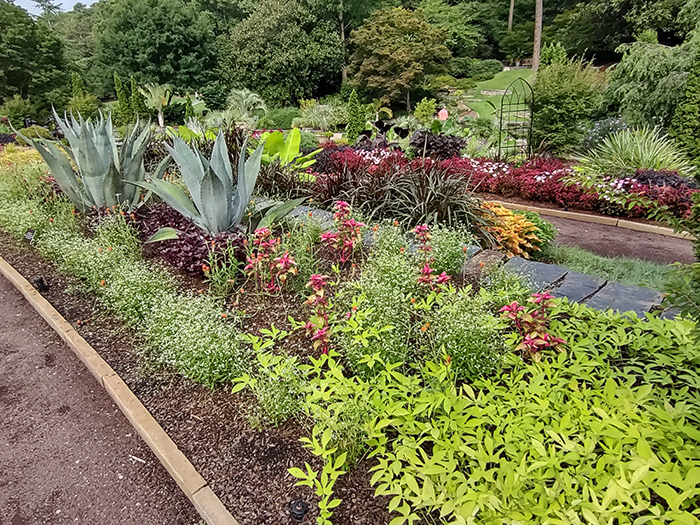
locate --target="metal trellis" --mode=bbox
[497,77,534,161]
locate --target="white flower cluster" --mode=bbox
[356,149,395,165]
[461,157,511,178]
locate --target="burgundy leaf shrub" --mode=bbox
[132,204,245,274]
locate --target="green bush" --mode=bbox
[66,93,100,119]
[201,81,228,111]
[0,95,34,127]
[344,90,366,142]
[299,130,319,150]
[450,57,503,79]
[14,125,52,146]
[339,227,417,377]
[428,224,474,276]
[426,289,508,380]
[669,51,700,178]
[258,107,301,130]
[539,42,568,67]
[424,74,475,93]
[581,126,695,178]
[514,211,557,254]
[532,58,607,153]
[414,97,437,126]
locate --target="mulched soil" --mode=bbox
[0,231,392,525]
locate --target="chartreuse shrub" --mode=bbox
[0,149,247,387]
[294,301,700,525]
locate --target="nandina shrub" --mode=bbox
[132,203,245,274]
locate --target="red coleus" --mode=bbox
[321,201,365,264]
[244,228,297,293]
[305,274,332,354]
[499,291,565,361]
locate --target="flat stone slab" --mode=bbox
[462,250,506,282]
[659,308,681,320]
[502,257,569,291]
[584,282,663,316]
[464,245,482,258]
[551,271,606,303]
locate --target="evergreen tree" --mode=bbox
[113,72,132,124]
[129,76,148,120]
[71,72,86,98]
[670,51,700,179]
[345,90,365,141]
[184,94,195,120]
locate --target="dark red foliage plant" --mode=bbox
[132,203,245,275]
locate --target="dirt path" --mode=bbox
[544,216,696,265]
[0,274,201,525]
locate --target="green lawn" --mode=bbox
[466,68,534,120]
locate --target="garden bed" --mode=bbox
[0,230,391,525]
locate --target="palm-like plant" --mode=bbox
[581,126,696,177]
[226,88,267,126]
[139,83,172,129]
[20,110,151,212]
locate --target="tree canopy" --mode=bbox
[349,7,451,111]
[219,0,344,106]
[0,1,69,108]
[94,0,217,95]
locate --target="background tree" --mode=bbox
[605,34,699,127]
[129,76,148,120]
[219,0,344,106]
[113,71,132,124]
[95,0,217,95]
[344,89,365,141]
[349,7,451,111]
[670,51,700,170]
[419,0,483,59]
[0,1,69,114]
[532,0,543,70]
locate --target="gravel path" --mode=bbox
[544,215,696,265]
[0,274,201,525]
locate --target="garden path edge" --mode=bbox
[0,255,240,525]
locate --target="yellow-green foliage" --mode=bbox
[484,201,542,258]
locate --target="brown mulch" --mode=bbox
[0,231,392,525]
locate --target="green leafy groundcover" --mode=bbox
[301,304,700,524]
[0,150,247,387]
[2,149,700,524]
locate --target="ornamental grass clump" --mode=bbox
[581,126,696,178]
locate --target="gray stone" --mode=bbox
[461,250,507,283]
[551,271,606,303]
[464,245,482,258]
[584,282,663,316]
[658,308,681,320]
[502,257,569,291]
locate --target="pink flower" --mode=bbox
[530,291,554,304]
[306,274,328,292]
[438,108,448,121]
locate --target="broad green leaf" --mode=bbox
[145,227,180,243]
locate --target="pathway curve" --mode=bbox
[0,274,201,525]
[537,215,695,265]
